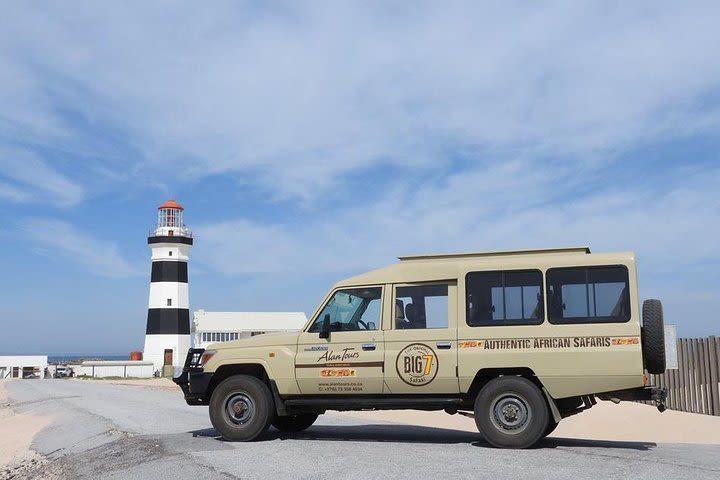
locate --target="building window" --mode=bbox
[168,251,173,256]
[167,298,172,306]
[466,270,544,326]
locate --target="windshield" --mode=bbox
[307,287,381,332]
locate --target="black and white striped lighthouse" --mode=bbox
[142,199,193,374]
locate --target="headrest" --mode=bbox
[405,303,418,323]
[395,299,405,320]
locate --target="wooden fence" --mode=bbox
[646,336,720,416]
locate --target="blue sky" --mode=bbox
[1,1,719,355]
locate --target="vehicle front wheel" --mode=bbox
[272,413,319,433]
[474,376,549,449]
[209,375,275,441]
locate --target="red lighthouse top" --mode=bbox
[159,199,183,210]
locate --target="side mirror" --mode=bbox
[319,314,331,339]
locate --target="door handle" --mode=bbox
[436,341,452,349]
[362,343,376,351]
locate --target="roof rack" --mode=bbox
[398,246,591,262]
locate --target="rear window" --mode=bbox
[546,265,630,324]
[466,270,544,326]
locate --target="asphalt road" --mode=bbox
[5,380,720,480]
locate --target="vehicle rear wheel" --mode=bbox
[642,299,666,374]
[209,375,275,441]
[272,413,319,433]
[474,376,549,449]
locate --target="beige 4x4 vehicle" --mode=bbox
[174,247,667,448]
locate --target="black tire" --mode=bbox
[642,299,666,374]
[272,413,319,433]
[209,375,275,441]
[474,376,549,449]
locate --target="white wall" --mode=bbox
[148,282,189,308]
[0,356,48,378]
[76,361,154,378]
[143,334,191,372]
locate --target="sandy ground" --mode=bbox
[339,401,720,444]
[0,380,53,477]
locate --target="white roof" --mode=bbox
[193,310,308,332]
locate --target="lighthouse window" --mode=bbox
[167,298,172,306]
[168,251,173,257]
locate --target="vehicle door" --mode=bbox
[383,281,460,394]
[295,286,385,394]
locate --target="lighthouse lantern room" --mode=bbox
[143,199,193,375]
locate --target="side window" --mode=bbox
[394,284,449,330]
[307,287,382,332]
[546,266,630,324]
[466,270,543,326]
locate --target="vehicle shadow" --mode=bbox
[535,436,657,451]
[191,424,481,445]
[191,426,656,450]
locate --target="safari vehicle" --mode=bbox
[174,247,667,449]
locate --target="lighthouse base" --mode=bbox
[143,334,191,374]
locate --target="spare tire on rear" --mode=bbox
[642,299,666,374]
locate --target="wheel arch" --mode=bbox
[207,363,271,398]
[466,367,544,401]
[466,367,561,421]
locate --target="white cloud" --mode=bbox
[0,149,84,207]
[20,218,143,277]
[1,2,719,202]
[193,162,720,275]
[0,181,32,203]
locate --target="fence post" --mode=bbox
[671,341,680,410]
[691,338,699,413]
[700,338,709,415]
[680,339,688,411]
[702,338,713,415]
[709,336,719,416]
[699,338,705,414]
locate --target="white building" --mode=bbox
[143,199,193,374]
[76,360,154,378]
[0,355,48,379]
[192,310,308,349]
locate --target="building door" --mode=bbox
[384,282,460,394]
[163,349,173,366]
[295,287,385,394]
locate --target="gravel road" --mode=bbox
[5,379,720,480]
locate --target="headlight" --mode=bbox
[200,350,217,366]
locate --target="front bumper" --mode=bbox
[172,348,213,405]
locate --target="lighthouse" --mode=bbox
[142,199,193,375]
